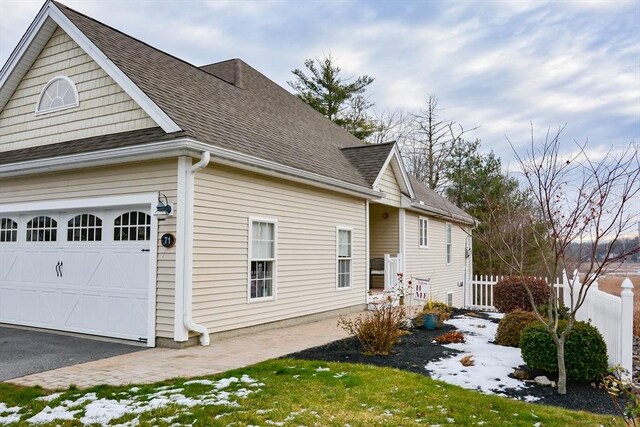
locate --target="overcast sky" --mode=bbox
[1,0,639,168]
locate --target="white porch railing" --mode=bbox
[383,253,402,291]
[465,272,634,373]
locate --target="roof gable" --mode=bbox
[0,0,180,133]
[0,26,158,152]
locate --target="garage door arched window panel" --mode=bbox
[0,218,18,242]
[35,75,79,115]
[67,214,103,242]
[26,216,57,242]
[114,211,151,241]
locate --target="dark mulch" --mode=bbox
[285,309,619,416]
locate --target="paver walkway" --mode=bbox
[6,315,353,390]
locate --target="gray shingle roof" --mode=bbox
[0,127,181,165]
[408,176,474,224]
[341,142,396,186]
[54,2,371,188]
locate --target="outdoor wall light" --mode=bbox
[155,192,173,218]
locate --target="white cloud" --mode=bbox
[0,0,637,165]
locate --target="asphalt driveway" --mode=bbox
[0,326,146,381]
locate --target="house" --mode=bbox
[0,1,475,348]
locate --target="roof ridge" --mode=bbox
[341,141,396,150]
[52,0,235,88]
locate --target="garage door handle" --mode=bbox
[141,249,150,252]
[60,261,63,277]
[55,261,61,277]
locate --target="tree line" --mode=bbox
[288,55,544,276]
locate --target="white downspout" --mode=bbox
[184,151,211,345]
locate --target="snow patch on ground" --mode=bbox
[0,375,263,426]
[426,315,530,396]
[34,393,62,403]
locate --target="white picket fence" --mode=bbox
[467,275,562,311]
[466,272,635,373]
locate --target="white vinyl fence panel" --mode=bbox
[563,271,634,373]
[465,271,634,373]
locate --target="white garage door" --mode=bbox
[0,207,152,342]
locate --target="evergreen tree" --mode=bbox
[288,55,376,140]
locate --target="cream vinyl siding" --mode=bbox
[404,211,469,307]
[0,26,157,152]
[376,166,402,207]
[0,160,178,338]
[192,164,367,333]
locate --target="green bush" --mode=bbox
[520,321,608,381]
[493,276,550,313]
[537,303,570,320]
[495,310,538,347]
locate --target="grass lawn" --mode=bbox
[0,359,622,426]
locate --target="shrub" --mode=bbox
[537,303,570,320]
[520,320,608,381]
[339,302,407,355]
[634,310,640,337]
[493,276,550,313]
[495,310,538,347]
[435,331,465,344]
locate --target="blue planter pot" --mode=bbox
[424,314,438,330]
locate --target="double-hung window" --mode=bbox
[445,222,452,265]
[249,219,276,300]
[337,227,352,289]
[419,217,429,248]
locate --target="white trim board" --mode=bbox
[399,208,406,274]
[0,1,181,133]
[0,193,157,214]
[372,144,415,199]
[0,139,384,200]
[174,156,189,342]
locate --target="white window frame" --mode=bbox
[25,215,58,243]
[336,226,353,290]
[445,222,452,265]
[248,217,278,302]
[67,213,103,242]
[35,75,80,115]
[419,216,429,248]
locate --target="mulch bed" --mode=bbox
[285,309,619,416]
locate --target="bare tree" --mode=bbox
[402,95,478,192]
[483,126,640,394]
[368,108,412,145]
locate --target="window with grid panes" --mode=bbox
[250,220,276,299]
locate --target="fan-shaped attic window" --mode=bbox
[35,75,79,115]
